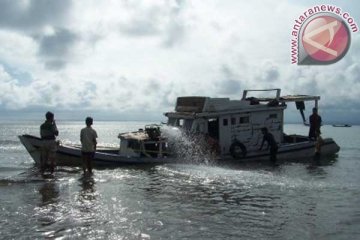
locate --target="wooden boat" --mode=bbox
[19,89,340,167]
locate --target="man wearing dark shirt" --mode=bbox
[309,107,322,140]
[40,111,59,174]
[259,127,278,165]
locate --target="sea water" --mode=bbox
[0,120,359,239]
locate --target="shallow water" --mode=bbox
[0,121,359,239]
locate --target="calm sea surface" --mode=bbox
[0,120,359,240]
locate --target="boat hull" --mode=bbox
[223,138,340,162]
[18,135,176,167]
[19,134,340,167]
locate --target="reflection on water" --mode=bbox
[34,174,100,239]
[78,175,97,205]
[36,180,61,239]
[0,161,359,239]
[38,181,59,206]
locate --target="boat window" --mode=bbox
[223,118,228,126]
[231,117,236,125]
[194,122,206,133]
[239,116,249,124]
[128,140,140,150]
[183,119,194,130]
[167,118,177,126]
[208,118,219,140]
[269,114,277,119]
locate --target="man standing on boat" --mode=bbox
[80,117,97,175]
[40,111,59,174]
[259,127,278,165]
[309,107,322,140]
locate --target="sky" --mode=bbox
[0,0,359,123]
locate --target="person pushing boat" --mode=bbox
[259,127,278,165]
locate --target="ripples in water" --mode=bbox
[0,162,359,239]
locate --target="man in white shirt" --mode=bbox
[80,117,97,175]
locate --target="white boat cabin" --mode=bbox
[164,89,320,157]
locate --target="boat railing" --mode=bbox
[135,140,169,158]
[242,89,281,101]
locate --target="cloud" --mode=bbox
[0,0,71,31]
[37,27,78,70]
[216,65,241,95]
[0,0,359,123]
[0,1,75,70]
[253,61,281,90]
[117,0,188,47]
[0,65,38,109]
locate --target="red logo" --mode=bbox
[301,15,350,63]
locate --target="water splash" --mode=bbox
[160,126,215,164]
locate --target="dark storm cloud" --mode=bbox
[38,28,77,56]
[120,16,160,36]
[162,1,186,47]
[44,60,67,71]
[38,28,78,70]
[217,65,241,95]
[346,64,360,82]
[118,3,165,37]
[162,20,185,47]
[119,1,187,47]
[256,63,280,83]
[0,0,76,70]
[0,0,72,30]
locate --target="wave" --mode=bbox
[0,139,26,153]
[154,163,345,191]
[0,139,20,145]
[0,166,27,172]
[0,177,46,185]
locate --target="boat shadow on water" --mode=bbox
[17,152,340,178]
[216,153,339,172]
